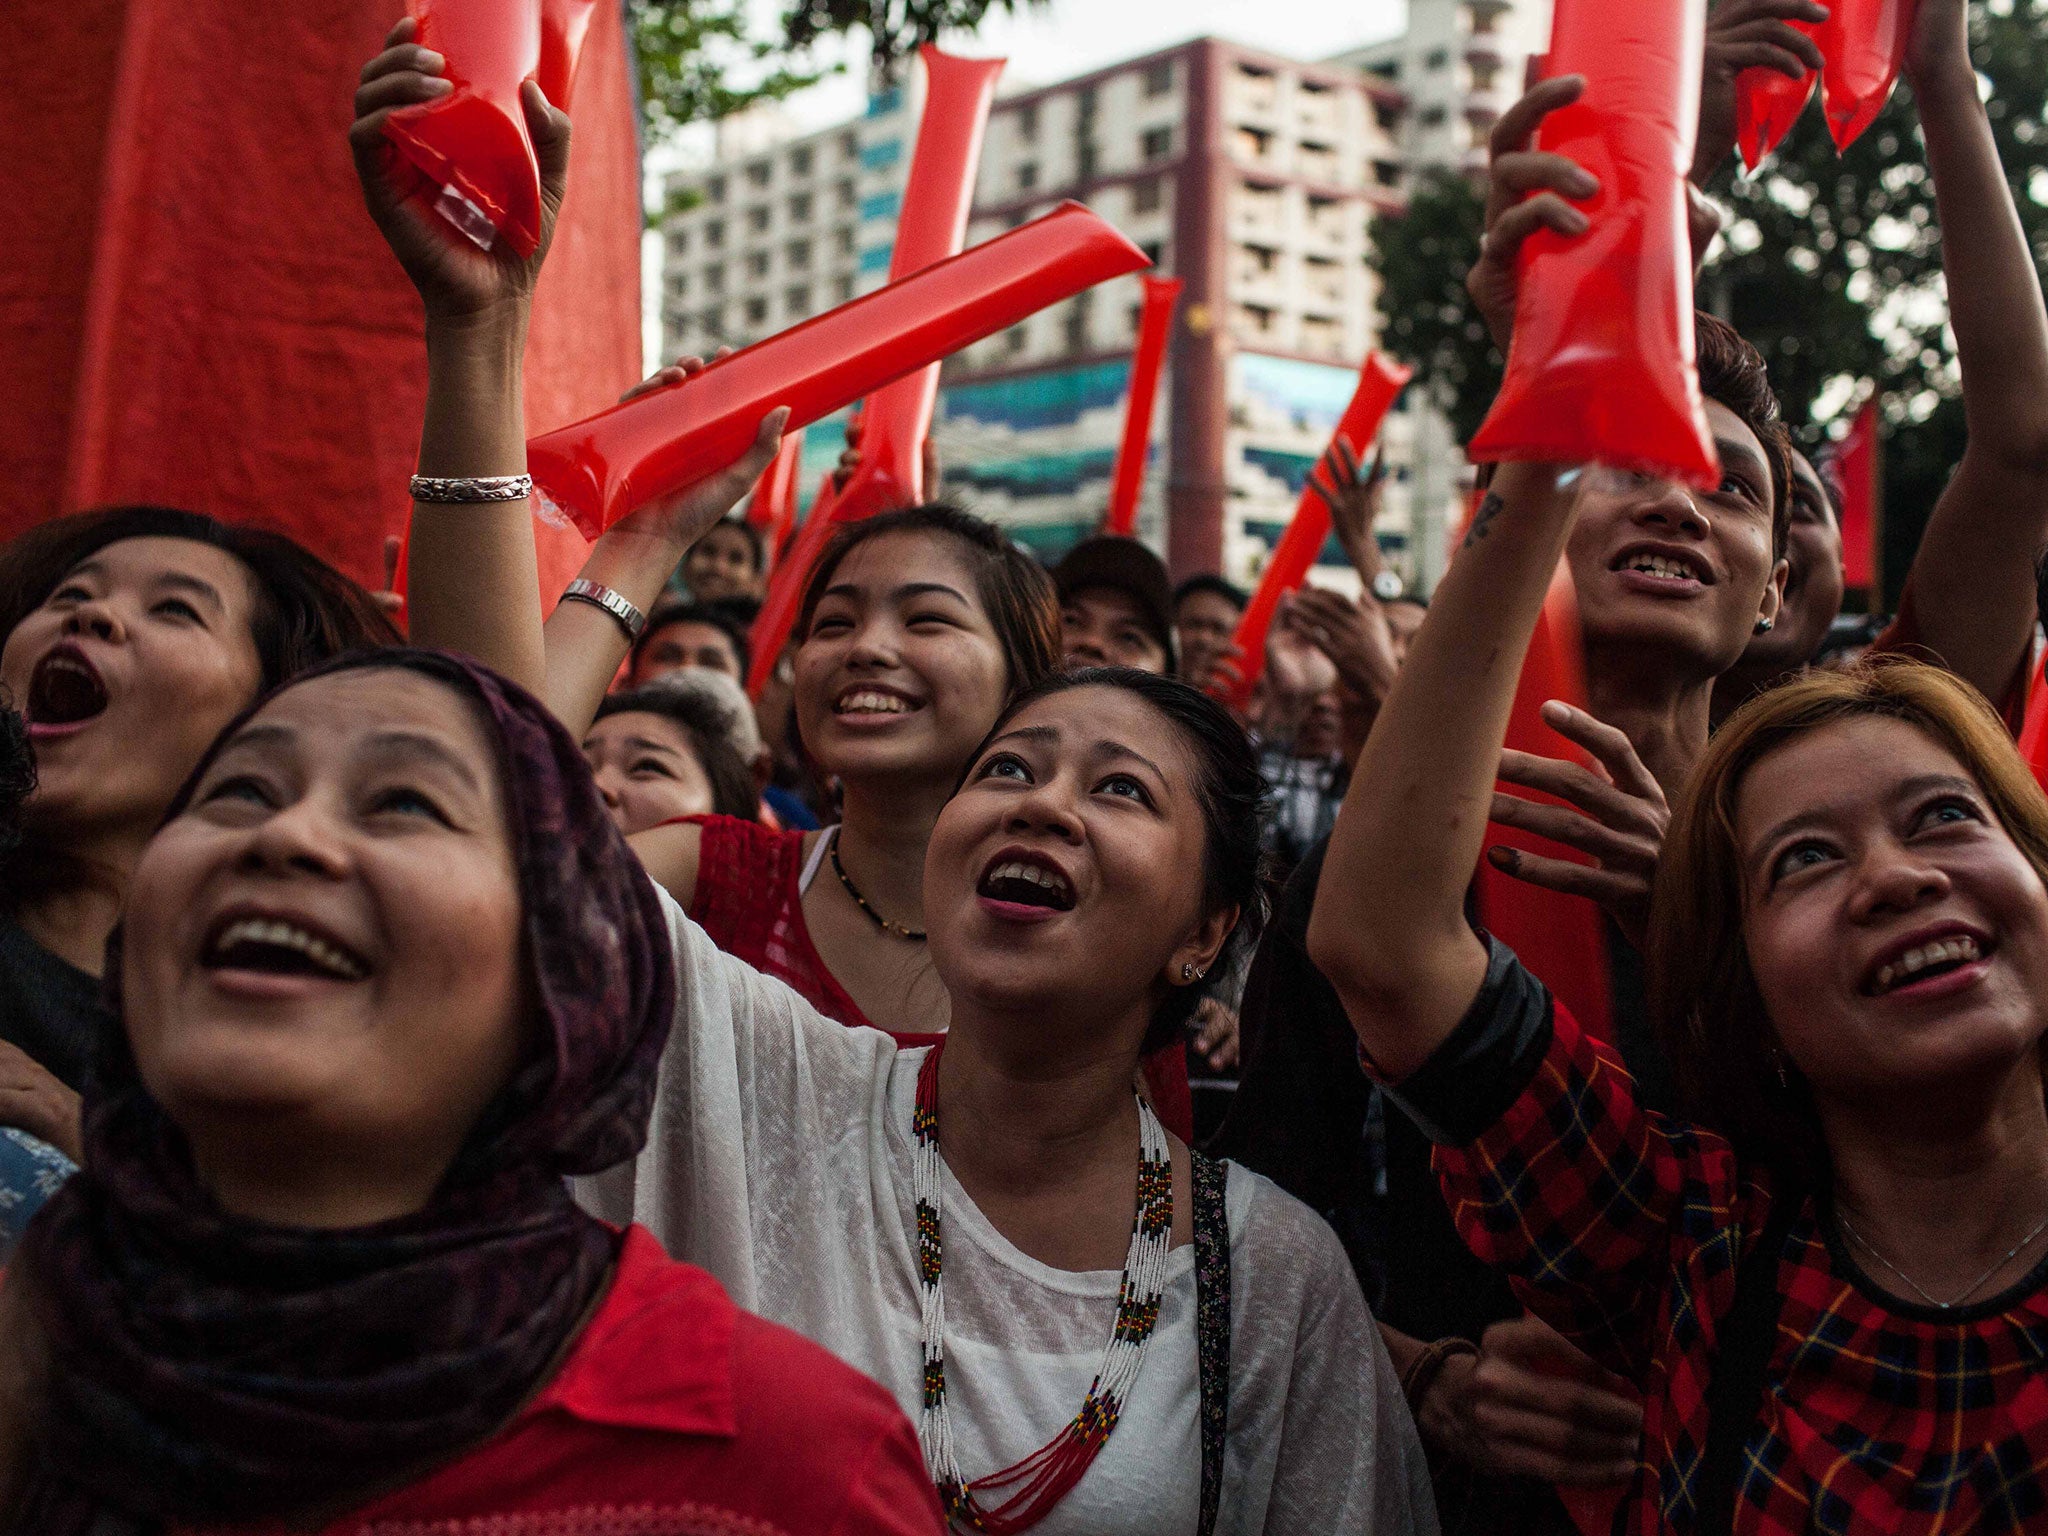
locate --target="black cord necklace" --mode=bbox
[829,835,927,941]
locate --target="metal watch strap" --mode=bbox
[560,579,646,643]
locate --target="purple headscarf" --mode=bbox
[8,649,676,1532]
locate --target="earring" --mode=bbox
[1770,1048,1791,1090]
[1754,617,1775,635]
[1181,963,1194,982]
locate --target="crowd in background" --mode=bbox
[4,1,2048,1533]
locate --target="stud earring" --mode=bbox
[1181,963,1194,982]
[1754,617,1775,635]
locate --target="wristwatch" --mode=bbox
[1371,570,1405,602]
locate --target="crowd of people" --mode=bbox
[3,0,2047,1531]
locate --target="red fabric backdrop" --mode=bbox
[0,0,639,597]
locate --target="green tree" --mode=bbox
[1368,0,2048,602]
[629,0,1041,141]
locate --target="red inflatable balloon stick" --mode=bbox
[2019,653,2048,796]
[1103,275,1184,537]
[745,476,844,696]
[527,202,1148,540]
[1467,0,1720,491]
[1221,353,1412,711]
[1475,568,1615,1044]
[1817,0,1918,151]
[536,0,599,110]
[833,46,1006,520]
[385,0,548,258]
[1733,42,1819,171]
[746,428,808,577]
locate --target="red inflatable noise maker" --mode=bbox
[1817,0,1919,151]
[1467,0,1720,491]
[1733,38,1819,171]
[384,0,599,258]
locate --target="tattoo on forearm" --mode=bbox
[1463,492,1505,548]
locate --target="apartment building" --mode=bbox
[1330,0,1552,585]
[657,40,1423,588]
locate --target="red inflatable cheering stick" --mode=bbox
[832,47,1006,520]
[1103,275,1183,537]
[1733,27,1820,170]
[528,202,1146,543]
[1221,353,1412,712]
[746,428,808,572]
[385,1,561,257]
[1817,0,1919,150]
[536,0,599,110]
[1467,0,1720,490]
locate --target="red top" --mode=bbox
[1872,580,2034,733]
[686,815,1196,1141]
[1398,939,2048,1536]
[178,1226,944,1536]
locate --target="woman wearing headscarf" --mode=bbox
[0,650,940,1536]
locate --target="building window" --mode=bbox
[704,265,725,293]
[706,175,726,201]
[1007,209,1031,230]
[839,131,859,160]
[1139,239,1164,267]
[1419,104,1449,128]
[1017,162,1038,191]
[668,229,690,257]
[748,206,770,232]
[785,285,812,314]
[1238,303,1275,335]
[861,139,903,170]
[1373,159,1402,188]
[1018,101,1040,139]
[1143,61,1174,97]
[746,251,769,278]
[744,297,767,324]
[859,191,903,221]
[704,304,726,333]
[1132,177,1163,214]
[789,192,812,221]
[1005,325,1029,355]
[790,146,813,176]
[1235,126,1273,162]
[787,238,812,268]
[705,220,725,248]
[835,276,855,302]
[747,161,771,187]
[1425,47,1451,70]
[837,179,857,209]
[670,272,690,298]
[835,227,856,254]
[1141,127,1174,161]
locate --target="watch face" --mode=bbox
[1373,571,1403,601]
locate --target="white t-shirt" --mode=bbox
[580,889,1438,1536]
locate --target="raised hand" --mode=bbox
[1468,75,1599,353]
[1190,998,1241,1074]
[1693,0,1829,181]
[349,16,571,324]
[1486,700,1670,950]
[1307,439,1388,582]
[1416,1314,1642,1487]
[1286,586,1399,707]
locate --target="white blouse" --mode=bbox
[579,888,1438,1536]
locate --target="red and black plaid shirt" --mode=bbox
[1383,937,2048,1535]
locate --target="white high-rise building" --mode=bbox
[1329,0,1552,587]
[656,39,1428,589]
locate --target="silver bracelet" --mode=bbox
[560,579,647,643]
[409,473,534,504]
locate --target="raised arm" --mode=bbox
[1305,79,1592,1079]
[349,20,564,693]
[1886,0,2048,703]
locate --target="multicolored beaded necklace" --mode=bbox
[912,1045,1173,1533]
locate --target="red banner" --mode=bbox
[1103,275,1183,537]
[1222,353,1411,710]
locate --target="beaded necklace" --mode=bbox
[831,836,927,941]
[912,1045,1173,1533]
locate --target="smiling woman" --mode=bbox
[0,506,396,1159]
[0,649,943,1535]
[588,668,1436,1535]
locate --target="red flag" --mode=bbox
[1222,353,1412,710]
[832,46,1005,520]
[1103,274,1183,537]
[1476,565,1615,1043]
[1834,398,1879,591]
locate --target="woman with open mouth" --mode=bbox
[0,650,943,1534]
[1317,417,2048,1529]
[0,506,395,1165]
